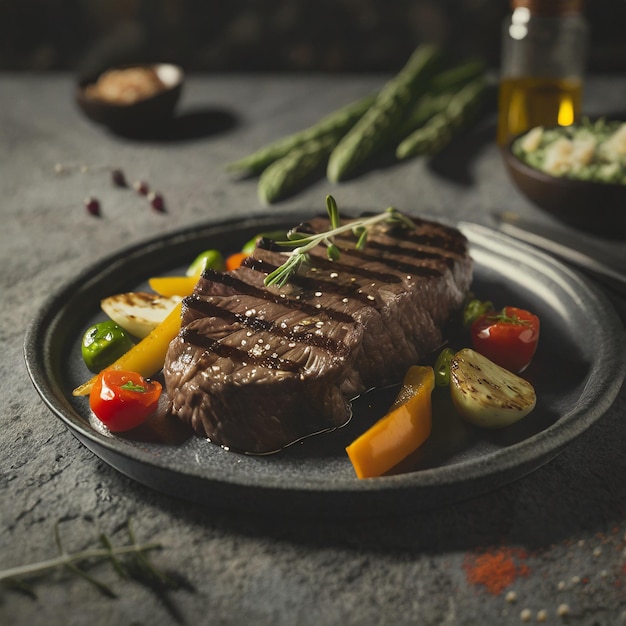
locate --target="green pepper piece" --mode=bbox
[463,298,494,328]
[186,249,225,276]
[81,321,134,373]
[434,347,457,387]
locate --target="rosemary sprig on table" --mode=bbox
[264,194,415,287]
[0,519,185,600]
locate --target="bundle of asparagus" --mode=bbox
[226,45,490,204]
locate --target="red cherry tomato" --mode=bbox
[470,306,540,373]
[89,370,162,432]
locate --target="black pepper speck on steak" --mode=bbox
[164,214,472,453]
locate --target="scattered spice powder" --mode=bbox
[616,562,626,589]
[463,547,530,595]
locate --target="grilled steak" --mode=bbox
[164,214,472,453]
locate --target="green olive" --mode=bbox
[81,321,134,373]
[186,249,225,276]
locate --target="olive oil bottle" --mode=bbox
[497,0,588,146]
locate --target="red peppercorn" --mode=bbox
[111,169,127,187]
[84,196,101,216]
[133,180,149,195]
[148,192,166,212]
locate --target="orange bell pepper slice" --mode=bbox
[225,252,249,271]
[346,365,435,479]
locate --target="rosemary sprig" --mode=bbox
[264,194,414,287]
[0,519,176,599]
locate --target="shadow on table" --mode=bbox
[426,117,497,187]
[107,107,239,143]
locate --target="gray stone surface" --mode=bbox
[1,73,625,626]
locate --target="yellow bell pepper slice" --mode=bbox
[148,275,199,298]
[149,248,225,297]
[346,365,435,479]
[72,301,183,397]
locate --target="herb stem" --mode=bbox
[264,196,413,287]
[279,209,399,252]
[0,543,162,583]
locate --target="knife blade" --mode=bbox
[489,212,626,296]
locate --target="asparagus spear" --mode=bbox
[395,75,488,159]
[226,93,376,175]
[257,59,487,203]
[396,91,458,138]
[259,89,456,204]
[258,87,455,204]
[428,58,486,93]
[395,60,487,138]
[258,133,337,204]
[326,44,441,183]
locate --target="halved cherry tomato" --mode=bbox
[89,370,162,432]
[470,306,540,373]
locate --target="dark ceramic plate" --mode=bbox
[24,215,626,519]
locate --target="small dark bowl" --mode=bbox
[502,128,626,238]
[75,63,184,133]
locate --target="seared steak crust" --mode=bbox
[164,215,472,453]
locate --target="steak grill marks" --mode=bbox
[181,328,303,373]
[338,247,445,276]
[245,256,404,286]
[198,268,355,322]
[295,218,467,255]
[180,263,358,375]
[183,224,463,375]
[183,294,351,358]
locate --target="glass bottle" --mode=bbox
[497,0,588,146]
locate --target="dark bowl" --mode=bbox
[502,128,626,238]
[75,63,184,133]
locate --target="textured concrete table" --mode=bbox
[1,72,625,626]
